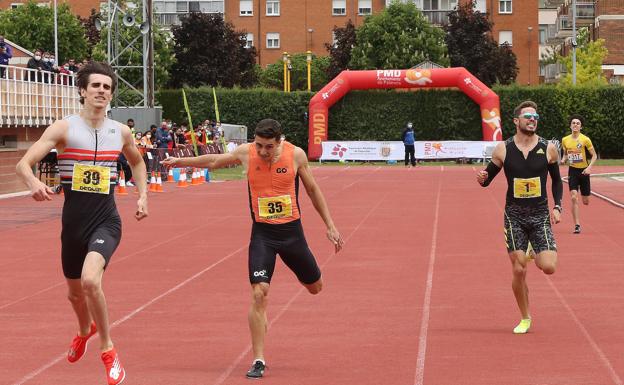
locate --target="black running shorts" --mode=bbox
[503,203,556,254]
[568,167,591,196]
[61,216,122,279]
[248,219,321,285]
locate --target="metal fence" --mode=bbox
[0,65,81,127]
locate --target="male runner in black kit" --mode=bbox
[16,62,148,385]
[476,100,563,334]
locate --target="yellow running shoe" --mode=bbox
[513,318,532,334]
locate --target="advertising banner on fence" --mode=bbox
[320,141,500,161]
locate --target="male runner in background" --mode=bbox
[476,100,563,334]
[162,118,343,379]
[561,114,597,234]
[16,61,148,385]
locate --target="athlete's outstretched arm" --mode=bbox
[583,145,598,175]
[295,148,344,253]
[161,144,245,170]
[16,120,68,201]
[121,125,148,220]
[477,141,505,187]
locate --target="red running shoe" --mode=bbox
[67,322,97,363]
[101,347,126,385]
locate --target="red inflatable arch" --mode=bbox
[307,67,502,159]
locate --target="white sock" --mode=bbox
[253,359,266,365]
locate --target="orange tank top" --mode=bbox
[248,141,300,224]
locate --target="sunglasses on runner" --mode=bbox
[520,113,540,120]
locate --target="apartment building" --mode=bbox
[0,0,101,17]
[1,0,540,84]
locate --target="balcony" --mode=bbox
[544,63,566,83]
[422,10,453,25]
[556,15,573,38]
[0,65,80,127]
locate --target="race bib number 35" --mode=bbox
[72,164,111,194]
[258,195,293,219]
[513,177,541,199]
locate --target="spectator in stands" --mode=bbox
[0,35,13,78]
[26,49,45,82]
[67,58,79,73]
[402,122,416,168]
[149,124,157,139]
[174,127,187,148]
[41,51,54,83]
[155,121,172,149]
[117,119,135,184]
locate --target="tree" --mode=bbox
[445,1,518,86]
[78,9,102,57]
[169,12,257,88]
[558,38,609,86]
[259,53,330,91]
[349,2,449,70]
[0,0,88,62]
[325,20,357,80]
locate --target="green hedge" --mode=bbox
[157,85,624,158]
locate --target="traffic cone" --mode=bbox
[167,168,174,182]
[117,170,128,195]
[199,168,206,183]
[191,168,200,185]
[149,171,157,192]
[177,168,188,188]
[156,175,164,192]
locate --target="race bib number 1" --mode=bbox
[258,195,292,219]
[72,164,111,194]
[513,177,541,199]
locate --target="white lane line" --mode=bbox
[414,177,442,385]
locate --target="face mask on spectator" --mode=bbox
[146,134,151,138]
[64,65,69,70]
[35,55,42,60]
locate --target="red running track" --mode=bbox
[1,165,624,385]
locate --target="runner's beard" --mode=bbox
[519,126,536,136]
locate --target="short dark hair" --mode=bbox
[76,61,117,105]
[127,118,134,123]
[513,100,538,117]
[569,114,584,126]
[255,119,283,140]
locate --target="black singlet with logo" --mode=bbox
[503,136,550,207]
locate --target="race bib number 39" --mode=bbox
[72,164,111,194]
[513,177,541,199]
[258,195,292,219]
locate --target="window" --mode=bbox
[499,0,512,14]
[266,32,280,48]
[189,1,200,12]
[177,1,188,12]
[240,0,253,16]
[245,33,254,48]
[473,0,486,13]
[333,0,346,15]
[499,30,513,46]
[539,26,546,44]
[266,0,280,16]
[199,1,224,13]
[358,0,371,15]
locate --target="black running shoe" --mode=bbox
[246,360,266,379]
[574,224,581,234]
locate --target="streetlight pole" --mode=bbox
[54,0,58,62]
[306,50,312,92]
[528,26,532,85]
[572,0,577,85]
[287,54,292,92]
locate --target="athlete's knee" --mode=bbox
[540,261,556,275]
[305,280,322,295]
[80,277,102,296]
[571,192,579,204]
[67,289,86,304]
[251,284,269,307]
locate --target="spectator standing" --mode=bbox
[402,122,416,168]
[0,35,13,78]
[26,49,45,82]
